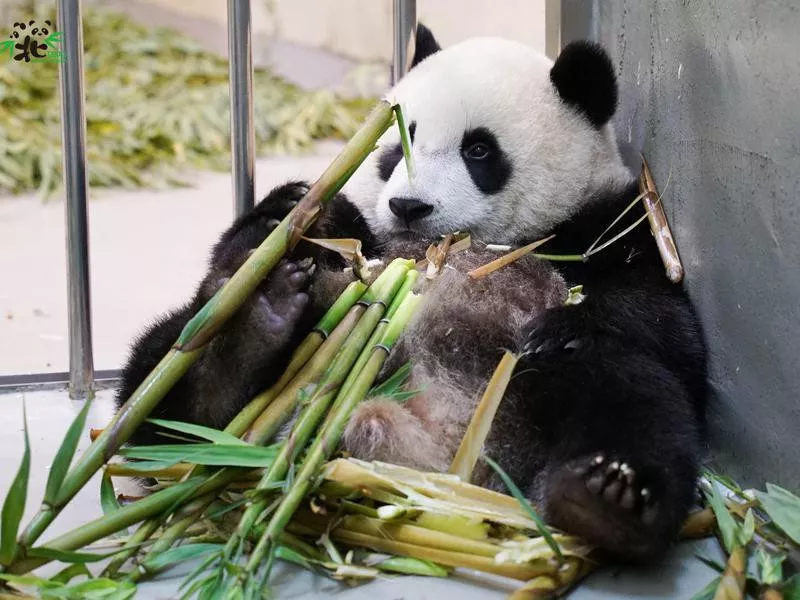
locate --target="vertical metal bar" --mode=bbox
[57,0,94,399]
[391,0,416,85]
[228,0,255,218]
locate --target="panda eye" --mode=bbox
[464,143,491,161]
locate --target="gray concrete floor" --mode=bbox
[0,389,721,599]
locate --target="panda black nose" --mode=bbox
[389,197,434,223]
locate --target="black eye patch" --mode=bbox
[460,128,512,194]
[377,121,416,182]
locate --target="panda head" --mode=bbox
[342,25,634,244]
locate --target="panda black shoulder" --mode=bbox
[540,181,666,288]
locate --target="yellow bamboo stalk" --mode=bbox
[449,351,519,481]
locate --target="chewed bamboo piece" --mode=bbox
[640,156,684,283]
[449,351,520,482]
[467,235,556,279]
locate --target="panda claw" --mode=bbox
[620,485,637,510]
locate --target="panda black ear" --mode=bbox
[549,41,618,128]
[410,23,441,70]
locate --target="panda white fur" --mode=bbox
[116,25,708,563]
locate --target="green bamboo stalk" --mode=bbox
[7,477,203,575]
[101,519,160,578]
[334,269,419,404]
[12,100,396,558]
[222,259,413,564]
[239,292,422,591]
[130,492,219,581]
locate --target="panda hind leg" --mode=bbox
[521,353,701,563]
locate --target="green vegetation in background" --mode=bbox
[0,6,374,198]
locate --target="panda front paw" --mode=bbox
[520,307,589,360]
[254,258,313,337]
[257,181,311,220]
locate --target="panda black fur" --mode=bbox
[115,26,708,564]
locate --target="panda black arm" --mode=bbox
[511,184,708,561]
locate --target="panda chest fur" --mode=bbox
[336,243,569,474]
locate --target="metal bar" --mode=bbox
[57,0,94,399]
[227,0,255,218]
[0,370,121,394]
[391,0,417,85]
[560,0,599,45]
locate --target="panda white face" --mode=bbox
[342,33,634,244]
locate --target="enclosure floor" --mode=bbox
[0,388,722,599]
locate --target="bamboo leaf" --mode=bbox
[274,545,313,570]
[300,237,371,280]
[107,459,180,473]
[0,401,31,565]
[704,481,739,554]
[483,456,563,561]
[756,547,784,586]
[738,508,755,547]
[0,573,63,592]
[146,418,248,446]
[140,542,222,573]
[691,576,723,600]
[368,361,415,400]
[117,443,278,467]
[100,471,122,517]
[756,483,800,545]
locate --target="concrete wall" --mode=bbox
[563,1,800,489]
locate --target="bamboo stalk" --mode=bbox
[223,260,414,567]
[449,351,519,481]
[286,520,555,582]
[101,519,160,578]
[640,156,683,283]
[509,557,591,599]
[106,463,193,480]
[239,292,422,590]
[12,100,396,558]
[294,510,501,557]
[131,492,219,581]
[468,235,557,279]
[713,546,748,600]
[327,268,419,423]
[679,507,717,539]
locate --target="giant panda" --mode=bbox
[115,25,708,564]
